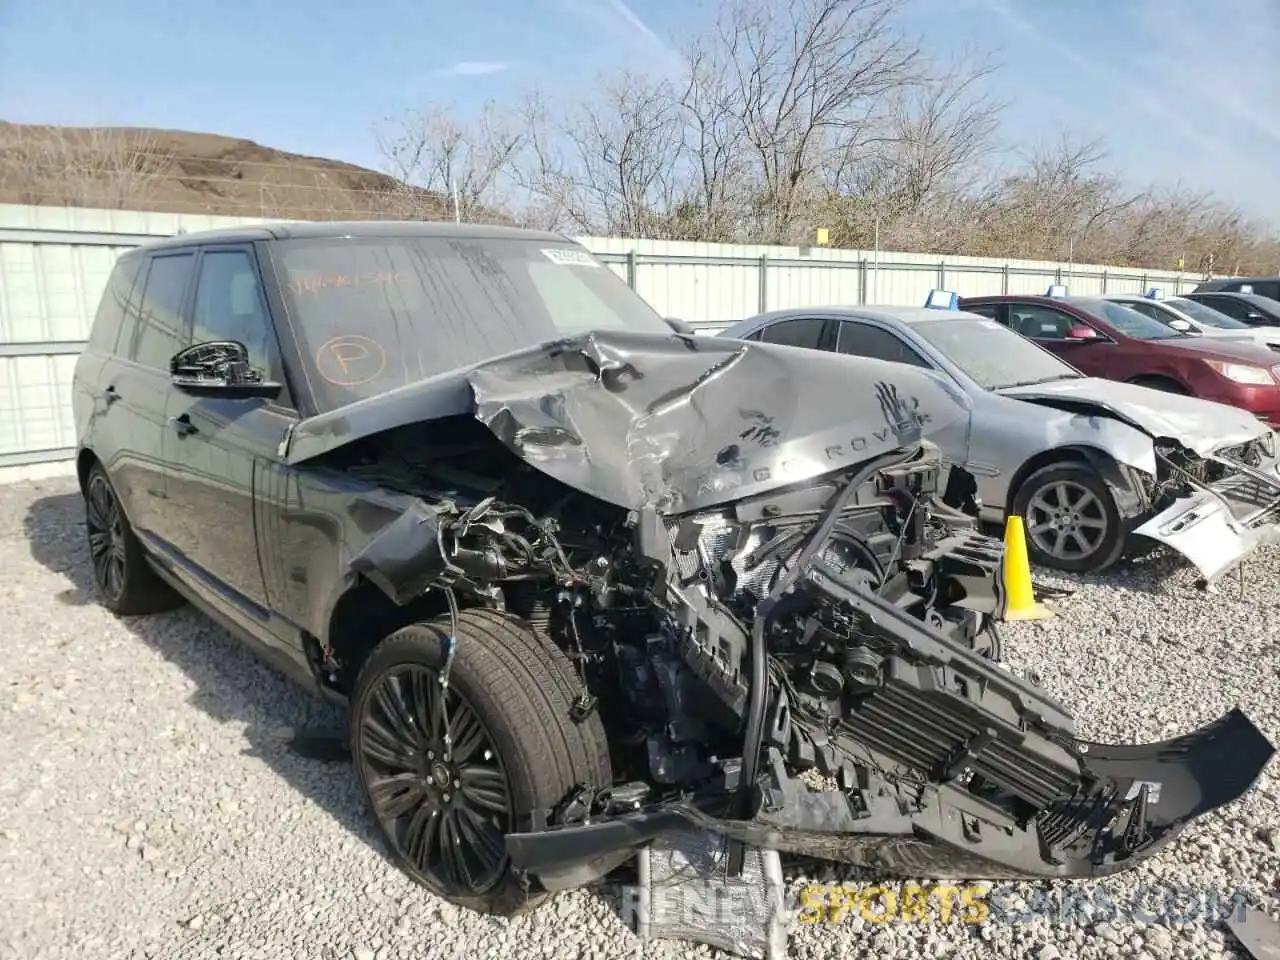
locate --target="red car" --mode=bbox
[959,293,1280,427]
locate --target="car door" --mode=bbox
[107,251,197,541]
[160,243,301,649]
[1002,302,1113,376]
[831,318,972,477]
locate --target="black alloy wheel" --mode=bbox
[81,463,183,615]
[356,663,512,897]
[86,471,128,604]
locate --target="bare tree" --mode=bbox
[711,0,925,242]
[876,53,1004,209]
[373,102,525,222]
[666,41,753,240]
[521,73,688,238]
[360,1,1280,271]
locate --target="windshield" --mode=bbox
[270,236,671,411]
[1075,299,1188,340]
[1167,297,1250,329]
[913,317,1082,390]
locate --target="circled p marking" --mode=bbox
[315,335,387,387]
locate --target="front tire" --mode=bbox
[350,608,611,917]
[1011,462,1125,573]
[83,463,183,615]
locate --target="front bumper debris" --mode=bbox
[508,709,1274,884]
[1134,457,1280,584]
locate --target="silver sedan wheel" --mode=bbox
[1025,480,1110,561]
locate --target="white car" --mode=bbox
[1109,292,1280,352]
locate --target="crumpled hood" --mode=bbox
[998,377,1273,456]
[468,331,972,513]
[284,330,973,514]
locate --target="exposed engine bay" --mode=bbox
[337,416,1271,893]
[345,421,1005,794]
[295,332,1274,899]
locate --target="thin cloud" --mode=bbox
[438,60,514,77]
[560,0,686,71]
[1131,0,1280,147]
[602,0,665,49]
[979,0,1264,168]
[978,0,1280,223]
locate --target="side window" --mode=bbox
[1251,282,1280,302]
[131,253,195,370]
[190,249,274,376]
[1006,305,1081,341]
[759,317,826,349]
[836,322,930,367]
[964,305,1000,321]
[87,256,144,354]
[1123,301,1166,323]
[1203,296,1250,320]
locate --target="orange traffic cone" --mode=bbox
[999,514,1055,621]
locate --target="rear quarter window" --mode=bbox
[87,256,144,354]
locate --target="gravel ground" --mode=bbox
[2,475,1279,960]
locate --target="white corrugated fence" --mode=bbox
[0,203,1206,479]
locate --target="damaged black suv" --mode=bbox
[73,222,1272,920]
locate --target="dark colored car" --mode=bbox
[1183,291,1280,328]
[1192,276,1280,301]
[72,222,1272,927]
[958,294,1280,426]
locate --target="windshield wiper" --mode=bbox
[997,374,1082,389]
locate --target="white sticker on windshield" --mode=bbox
[541,247,600,267]
[979,319,1001,329]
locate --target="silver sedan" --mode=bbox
[717,305,1280,580]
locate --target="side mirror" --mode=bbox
[1065,325,1101,342]
[170,341,283,400]
[664,316,696,336]
[1168,318,1197,334]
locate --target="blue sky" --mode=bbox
[2,0,1278,225]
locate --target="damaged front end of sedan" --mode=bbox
[287,332,1273,950]
[999,380,1280,585]
[1132,433,1280,585]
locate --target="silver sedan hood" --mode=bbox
[998,377,1272,456]
[1195,326,1280,348]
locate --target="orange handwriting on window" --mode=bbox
[314,335,387,387]
[287,271,406,298]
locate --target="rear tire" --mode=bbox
[350,608,611,917]
[1011,462,1125,573]
[83,463,184,615]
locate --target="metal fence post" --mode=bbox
[626,250,638,289]
[1140,273,1148,293]
[1101,270,1108,294]
[758,254,769,313]
[1002,264,1009,295]
[938,261,946,289]
[858,259,868,304]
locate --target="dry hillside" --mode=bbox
[0,122,462,221]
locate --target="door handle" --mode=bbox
[104,385,120,405]
[169,413,198,437]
